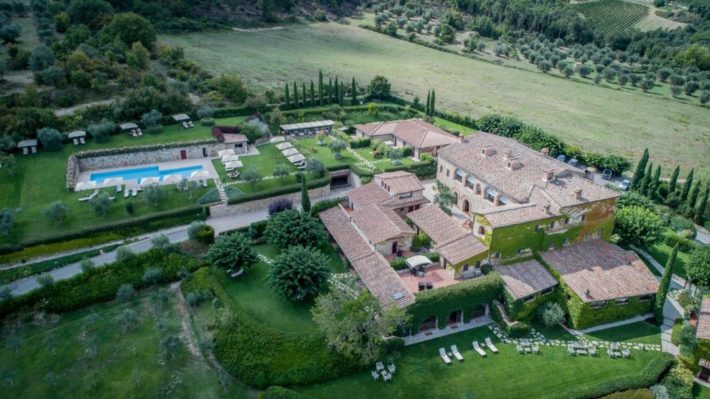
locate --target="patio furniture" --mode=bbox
[622,349,630,358]
[568,346,575,356]
[418,282,425,291]
[451,345,464,361]
[588,346,597,357]
[516,344,523,354]
[439,348,452,365]
[188,121,194,128]
[183,121,190,129]
[524,346,532,354]
[382,371,392,382]
[485,337,499,353]
[426,282,433,290]
[532,344,540,354]
[472,341,487,357]
[388,364,396,374]
[375,362,384,371]
[371,370,379,380]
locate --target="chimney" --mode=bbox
[542,169,555,182]
[574,188,583,200]
[542,204,551,214]
[507,160,522,170]
[540,148,550,156]
[504,149,514,160]
[480,147,496,157]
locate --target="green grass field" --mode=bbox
[647,241,692,279]
[0,286,243,398]
[585,321,661,344]
[162,23,709,179]
[296,326,669,399]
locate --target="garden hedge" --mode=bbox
[183,268,360,389]
[0,248,202,317]
[548,354,674,399]
[0,205,208,255]
[228,176,331,205]
[490,299,532,337]
[260,386,314,399]
[406,272,502,331]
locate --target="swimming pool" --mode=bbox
[90,164,204,184]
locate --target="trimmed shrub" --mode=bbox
[309,197,344,216]
[188,221,214,245]
[201,117,215,126]
[198,188,221,204]
[265,210,326,249]
[390,257,407,270]
[268,198,293,216]
[425,252,440,263]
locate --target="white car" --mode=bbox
[618,179,630,191]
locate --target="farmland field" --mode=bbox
[576,0,650,35]
[162,23,710,178]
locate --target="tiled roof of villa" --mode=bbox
[541,239,659,302]
[698,298,710,341]
[496,259,558,300]
[407,205,468,244]
[437,234,488,266]
[356,119,460,149]
[439,132,618,204]
[351,204,415,245]
[477,203,558,228]
[318,205,415,309]
[377,171,424,194]
[347,182,391,210]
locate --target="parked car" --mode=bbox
[601,169,613,180]
[618,179,630,191]
[568,158,579,167]
[556,154,566,162]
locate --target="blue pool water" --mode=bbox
[90,164,204,183]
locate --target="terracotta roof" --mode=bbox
[541,239,659,302]
[477,203,558,228]
[439,132,617,204]
[380,194,430,209]
[351,203,415,244]
[496,259,558,300]
[352,253,415,309]
[376,171,424,195]
[408,205,469,244]
[319,206,373,263]
[347,182,391,210]
[698,298,710,341]
[437,234,488,266]
[356,119,460,149]
[318,205,414,309]
[222,133,248,144]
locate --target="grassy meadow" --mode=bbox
[162,23,710,178]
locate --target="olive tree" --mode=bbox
[206,232,257,273]
[268,246,330,301]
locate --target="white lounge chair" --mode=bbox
[131,188,138,197]
[387,364,396,374]
[439,347,452,365]
[124,189,130,198]
[382,371,392,382]
[622,349,630,358]
[516,344,523,354]
[532,344,540,354]
[375,362,384,371]
[371,370,379,380]
[473,341,487,357]
[485,337,499,353]
[188,121,194,128]
[451,345,464,361]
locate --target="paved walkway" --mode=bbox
[578,313,654,334]
[2,186,352,297]
[403,316,492,346]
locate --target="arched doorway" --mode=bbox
[448,310,462,325]
[452,191,459,207]
[462,199,470,213]
[419,316,437,332]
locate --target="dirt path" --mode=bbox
[232,26,284,32]
[170,281,202,358]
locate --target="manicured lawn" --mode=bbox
[296,326,668,399]
[433,117,476,136]
[585,321,661,345]
[240,143,296,176]
[292,136,356,169]
[215,244,346,333]
[0,116,246,246]
[0,287,243,398]
[694,383,710,399]
[163,23,710,179]
[647,242,692,279]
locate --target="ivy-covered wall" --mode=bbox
[448,251,490,274]
[406,272,503,331]
[536,254,654,329]
[504,286,562,321]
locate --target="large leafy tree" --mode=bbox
[613,205,663,247]
[312,279,410,365]
[37,128,63,151]
[209,73,248,104]
[102,12,156,50]
[265,210,325,249]
[206,232,257,273]
[268,246,330,301]
[68,0,114,30]
[686,246,710,289]
[367,75,391,99]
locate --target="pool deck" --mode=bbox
[76,158,219,190]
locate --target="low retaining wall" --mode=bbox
[209,185,331,218]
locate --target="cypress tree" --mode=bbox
[318,70,324,106]
[328,77,333,103]
[639,162,653,195]
[425,90,430,115]
[430,89,436,116]
[340,81,345,105]
[654,244,678,324]
[631,148,649,190]
[302,82,307,107]
[648,165,661,197]
[301,176,311,213]
[680,168,694,201]
[293,81,299,108]
[284,83,290,109]
[351,77,357,104]
[310,80,315,106]
[334,76,339,104]
[688,181,701,209]
[668,166,680,193]
[695,184,709,224]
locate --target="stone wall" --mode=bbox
[208,185,331,218]
[77,142,225,171]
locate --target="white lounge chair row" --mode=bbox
[130,128,143,137]
[78,189,99,202]
[123,187,140,198]
[439,338,499,364]
[182,121,194,129]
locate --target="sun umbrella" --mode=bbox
[75,181,96,191]
[281,148,300,157]
[102,177,123,188]
[221,154,240,163]
[140,177,160,187]
[275,142,293,150]
[162,174,183,185]
[224,160,243,170]
[218,149,235,158]
[189,170,210,181]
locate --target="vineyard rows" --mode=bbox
[576,0,650,35]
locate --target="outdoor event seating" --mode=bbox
[472,341,487,357]
[485,337,499,353]
[439,348,452,364]
[451,345,464,361]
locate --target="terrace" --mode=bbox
[398,265,460,293]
